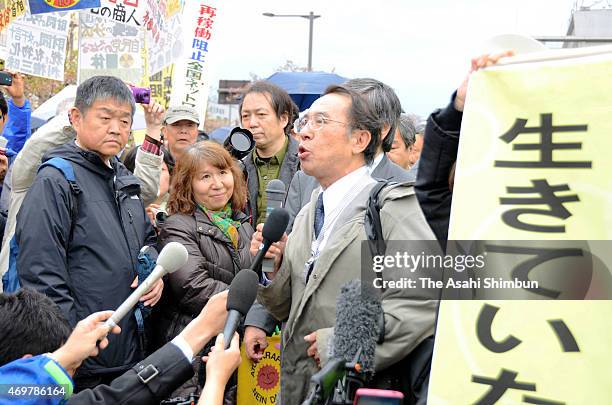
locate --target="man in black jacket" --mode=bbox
[15,76,163,390]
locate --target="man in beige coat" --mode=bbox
[251,84,438,404]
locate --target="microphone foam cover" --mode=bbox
[157,242,189,274]
[266,179,286,193]
[262,207,290,243]
[227,269,259,315]
[332,280,382,373]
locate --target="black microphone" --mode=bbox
[251,207,290,273]
[262,180,286,273]
[222,269,259,349]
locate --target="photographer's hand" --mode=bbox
[4,71,26,107]
[143,100,165,141]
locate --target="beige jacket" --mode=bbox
[0,114,162,289]
[258,181,439,404]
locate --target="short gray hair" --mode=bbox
[323,84,381,165]
[397,113,417,148]
[74,76,135,117]
[344,78,402,153]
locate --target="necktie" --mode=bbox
[314,192,325,239]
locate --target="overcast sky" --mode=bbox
[207,0,577,117]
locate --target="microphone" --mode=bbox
[262,179,286,273]
[105,242,188,328]
[305,280,383,404]
[331,280,382,374]
[251,207,290,273]
[222,269,260,349]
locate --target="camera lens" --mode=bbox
[230,131,252,152]
[156,211,167,226]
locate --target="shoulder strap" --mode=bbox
[38,157,80,238]
[39,157,81,196]
[365,180,396,258]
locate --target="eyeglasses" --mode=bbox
[295,114,347,133]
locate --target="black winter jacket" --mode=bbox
[415,96,462,249]
[16,142,156,377]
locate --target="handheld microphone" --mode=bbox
[251,207,290,273]
[222,269,260,349]
[262,180,286,273]
[105,242,188,328]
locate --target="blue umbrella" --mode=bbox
[209,126,232,144]
[266,71,349,111]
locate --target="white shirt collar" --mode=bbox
[367,152,385,175]
[319,165,372,216]
[312,165,374,253]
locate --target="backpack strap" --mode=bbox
[365,180,394,258]
[38,157,80,240]
[39,157,81,196]
[5,158,81,293]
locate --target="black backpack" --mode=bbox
[364,180,434,405]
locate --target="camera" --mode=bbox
[0,59,12,86]
[223,127,255,160]
[0,72,12,86]
[130,86,151,104]
[150,207,167,228]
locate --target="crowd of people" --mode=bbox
[0,49,512,405]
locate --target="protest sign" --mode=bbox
[0,0,27,33]
[237,335,280,405]
[143,0,183,75]
[78,11,145,84]
[89,0,144,28]
[29,0,99,14]
[1,12,70,80]
[428,45,612,404]
[148,64,174,108]
[169,1,219,121]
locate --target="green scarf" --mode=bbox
[198,203,241,249]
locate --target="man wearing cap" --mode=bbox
[162,105,200,163]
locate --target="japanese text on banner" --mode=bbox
[89,0,144,27]
[429,47,612,404]
[78,11,145,84]
[0,0,27,33]
[2,12,70,81]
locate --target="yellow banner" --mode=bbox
[149,65,175,109]
[429,301,612,404]
[237,335,280,405]
[429,46,612,404]
[449,49,612,241]
[0,0,27,33]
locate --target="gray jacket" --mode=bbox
[257,181,438,404]
[242,136,300,226]
[244,154,415,333]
